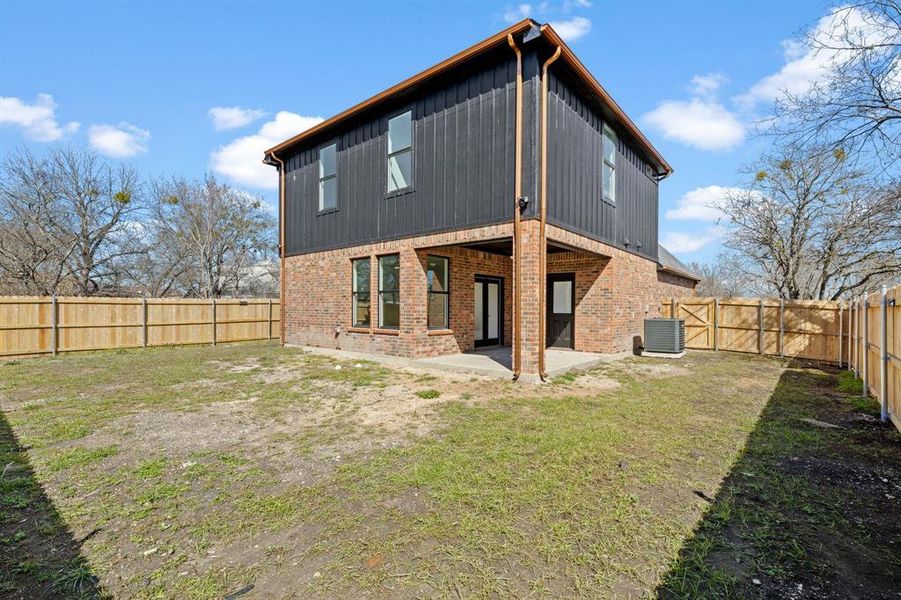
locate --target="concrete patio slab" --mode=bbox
[293,344,628,382]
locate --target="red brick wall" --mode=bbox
[282,224,513,358]
[282,221,696,363]
[545,224,696,354]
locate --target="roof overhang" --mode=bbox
[263,19,672,177]
[657,264,702,283]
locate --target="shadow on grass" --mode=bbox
[657,359,901,599]
[0,411,103,599]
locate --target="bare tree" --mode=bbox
[770,1,901,167]
[687,253,762,297]
[0,149,77,294]
[48,147,145,295]
[144,175,275,298]
[721,143,901,300]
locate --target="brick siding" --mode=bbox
[282,220,695,369]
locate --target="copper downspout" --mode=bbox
[539,44,562,380]
[507,33,523,380]
[267,151,287,346]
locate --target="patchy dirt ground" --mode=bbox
[1,342,898,599]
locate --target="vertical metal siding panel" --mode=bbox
[414,99,428,233]
[477,72,488,225]
[283,55,516,254]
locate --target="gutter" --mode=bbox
[263,21,671,178]
[539,43,562,381]
[265,19,537,157]
[657,264,702,283]
[265,151,287,345]
[507,33,524,381]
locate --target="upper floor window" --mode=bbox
[319,143,337,211]
[427,255,449,329]
[602,126,616,204]
[387,111,412,192]
[378,254,400,328]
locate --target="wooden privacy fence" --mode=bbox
[663,285,900,431]
[0,296,280,358]
[847,287,900,430]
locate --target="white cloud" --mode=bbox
[503,3,532,23]
[88,122,150,158]
[210,111,324,190]
[564,0,592,9]
[665,185,748,221]
[549,16,591,41]
[208,106,268,131]
[642,97,745,151]
[0,93,80,142]
[735,6,882,109]
[661,226,724,254]
[689,73,727,98]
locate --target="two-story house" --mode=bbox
[264,19,698,381]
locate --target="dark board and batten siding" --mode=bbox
[284,56,519,256]
[545,71,659,262]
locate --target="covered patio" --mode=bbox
[415,345,624,379]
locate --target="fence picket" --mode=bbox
[0,296,280,358]
[660,289,900,431]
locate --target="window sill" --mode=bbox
[347,326,371,334]
[427,329,454,336]
[373,328,400,336]
[317,207,339,216]
[385,187,414,200]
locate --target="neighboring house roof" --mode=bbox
[658,245,701,282]
[264,19,672,177]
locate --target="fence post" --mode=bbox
[758,299,765,355]
[838,302,843,368]
[880,285,889,422]
[211,298,217,346]
[847,300,852,371]
[779,298,785,358]
[713,297,719,351]
[268,298,273,340]
[50,294,58,356]
[852,298,858,376]
[862,294,868,397]
[141,296,148,348]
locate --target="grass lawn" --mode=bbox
[1,342,898,598]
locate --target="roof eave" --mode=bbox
[264,18,538,159]
[657,264,702,283]
[539,24,672,177]
[263,20,673,179]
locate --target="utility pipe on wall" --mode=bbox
[267,151,287,346]
[507,33,523,380]
[538,43,562,380]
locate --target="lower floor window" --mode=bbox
[378,254,400,328]
[427,255,449,329]
[352,258,370,327]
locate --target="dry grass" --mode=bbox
[1,342,897,599]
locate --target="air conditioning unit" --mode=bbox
[643,318,685,354]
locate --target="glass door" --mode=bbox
[474,276,502,347]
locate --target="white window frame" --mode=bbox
[602,125,616,204]
[387,110,413,193]
[319,143,337,212]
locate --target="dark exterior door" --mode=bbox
[547,273,575,349]
[474,276,502,347]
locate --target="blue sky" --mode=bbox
[1,0,832,263]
